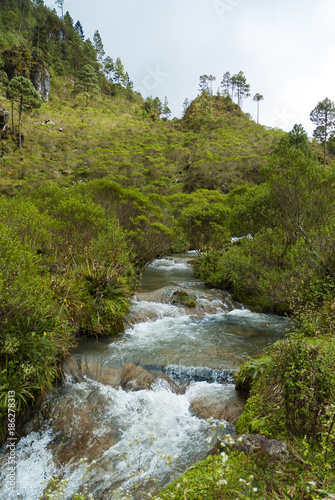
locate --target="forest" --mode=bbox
[0,1,335,499]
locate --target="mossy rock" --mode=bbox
[172,290,197,307]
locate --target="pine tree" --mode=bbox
[0,57,8,97]
[93,30,105,62]
[103,56,114,97]
[310,98,335,164]
[233,71,250,109]
[113,57,127,96]
[75,64,100,107]
[199,74,216,95]
[162,96,171,120]
[74,20,84,40]
[182,98,190,116]
[6,76,41,149]
[220,72,231,97]
[253,93,263,124]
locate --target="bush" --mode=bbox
[236,335,335,444]
[0,225,72,442]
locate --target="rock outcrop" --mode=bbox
[190,390,244,424]
[2,47,50,100]
[0,109,9,130]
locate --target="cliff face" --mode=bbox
[2,47,50,100]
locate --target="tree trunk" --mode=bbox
[11,99,14,133]
[18,98,22,150]
[257,102,260,124]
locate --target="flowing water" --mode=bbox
[0,254,289,499]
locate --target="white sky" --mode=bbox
[44,0,335,135]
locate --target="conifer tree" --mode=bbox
[74,20,84,40]
[220,71,231,97]
[0,57,8,97]
[93,30,105,62]
[75,64,100,107]
[113,57,127,96]
[103,56,114,97]
[253,93,263,123]
[310,98,335,164]
[199,74,216,95]
[162,96,171,120]
[234,71,250,109]
[182,98,190,116]
[125,73,134,92]
[6,76,41,149]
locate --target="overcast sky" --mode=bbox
[44,0,335,135]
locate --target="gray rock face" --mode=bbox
[31,66,50,101]
[0,109,9,130]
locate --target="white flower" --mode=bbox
[217,479,228,485]
[252,487,258,492]
[239,478,246,483]
[221,452,229,464]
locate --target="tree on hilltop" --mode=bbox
[199,74,216,95]
[234,71,250,109]
[220,71,231,97]
[253,93,263,123]
[310,98,335,164]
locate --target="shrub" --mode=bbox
[236,335,335,443]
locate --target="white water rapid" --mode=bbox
[0,254,288,499]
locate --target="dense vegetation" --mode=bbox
[1,1,335,498]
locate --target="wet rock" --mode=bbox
[121,363,161,391]
[190,392,244,424]
[216,433,289,458]
[120,363,181,393]
[64,357,121,388]
[0,109,9,130]
[47,388,119,466]
[172,290,197,308]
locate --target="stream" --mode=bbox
[0,254,289,499]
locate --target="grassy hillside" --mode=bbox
[0,77,282,196]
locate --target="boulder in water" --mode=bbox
[190,392,244,424]
[64,357,122,387]
[120,363,181,393]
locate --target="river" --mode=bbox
[0,254,288,499]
